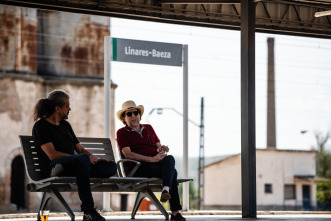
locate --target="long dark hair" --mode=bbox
[33,90,70,121]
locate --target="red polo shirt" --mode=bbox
[116,124,160,157]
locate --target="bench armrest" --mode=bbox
[117,159,141,177]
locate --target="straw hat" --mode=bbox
[116,100,144,121]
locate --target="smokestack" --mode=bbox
[267,38,276,150]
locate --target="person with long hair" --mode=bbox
[33,89,117,221]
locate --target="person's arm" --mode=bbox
[75,143,110,164]
[122,146,167,163]
[145,125,169,153]
[41,142,71,161]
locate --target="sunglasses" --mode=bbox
[126,111,139,117]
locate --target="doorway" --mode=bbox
[10,155,26,211]
[302,185,311,210]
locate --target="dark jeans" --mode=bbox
[50,153,117,212]
[134,155,182,211]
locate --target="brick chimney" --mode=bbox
[267,38,276,151]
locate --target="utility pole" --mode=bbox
[198,97,205,210]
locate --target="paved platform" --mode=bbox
[1,211,331,221]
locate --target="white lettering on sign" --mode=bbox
[125,47,149,56]
[152,49,171,58]
[124,47,171,59]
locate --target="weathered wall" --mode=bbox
[0,6,37,73]
[1,5,109,77]
[37,11,109,76]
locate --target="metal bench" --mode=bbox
[19,135,192,221]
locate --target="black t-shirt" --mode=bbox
[32,118,79,177]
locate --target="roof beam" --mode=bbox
[1,0,331,38]
[157,0,240,4]
[315,10,331,17]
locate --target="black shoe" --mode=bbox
[83,208,106,221]
[171,212,186,221]
[50,164,64,177]
[160,190,171,202]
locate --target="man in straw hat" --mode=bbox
[116,100,186,221]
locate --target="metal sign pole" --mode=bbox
[103,36,112,212]
[182,44,189,211]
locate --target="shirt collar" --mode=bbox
[125,124,145,135]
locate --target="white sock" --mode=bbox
[172,211,179,216]
[162,186,169,192]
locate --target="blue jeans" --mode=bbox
[50,153,117,212]
[134,155,182,211]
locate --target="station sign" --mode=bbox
[112,38,182,67]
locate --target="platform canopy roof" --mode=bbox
[2,0,331,38]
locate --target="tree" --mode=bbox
[315,131,331,210]
[317,181,331,210]
[178,181,198,210]
[315,131,331,178]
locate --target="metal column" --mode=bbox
[182,44,189,211]
[241,0,257,218]
[103,36,112,212]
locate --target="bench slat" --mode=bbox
[20,135,45,181]
[81,143,112,150]
[78,137,111,144]
[84,148,112,154]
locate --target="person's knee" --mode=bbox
[75,153,90,164]
[164,155,175,165]
[173,169,178,181]
[98,161,117,177]
[174,169,178,177]
[106,161,118,177]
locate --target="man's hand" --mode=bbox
[157,145,169,153]
[122,146,168,163]
[90,155,99,164]
[89,155,112,164]
[151,152,167,162]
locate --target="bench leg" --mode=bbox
[37,192,52,221]
[131,192,144,219]
[131,190,169,220]
[50,187,75,221]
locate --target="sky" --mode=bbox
[109,17,331,158]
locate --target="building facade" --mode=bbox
[0,5,125,213]
[205,149,317,210]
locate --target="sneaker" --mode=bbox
[160,190,171,203]
[83,208,105,221]
[171,212,186,221]
[50,164,64,177]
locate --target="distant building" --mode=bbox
[205,149,317,210]
[0,5,132,213]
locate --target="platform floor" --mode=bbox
[1,211,331,221]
